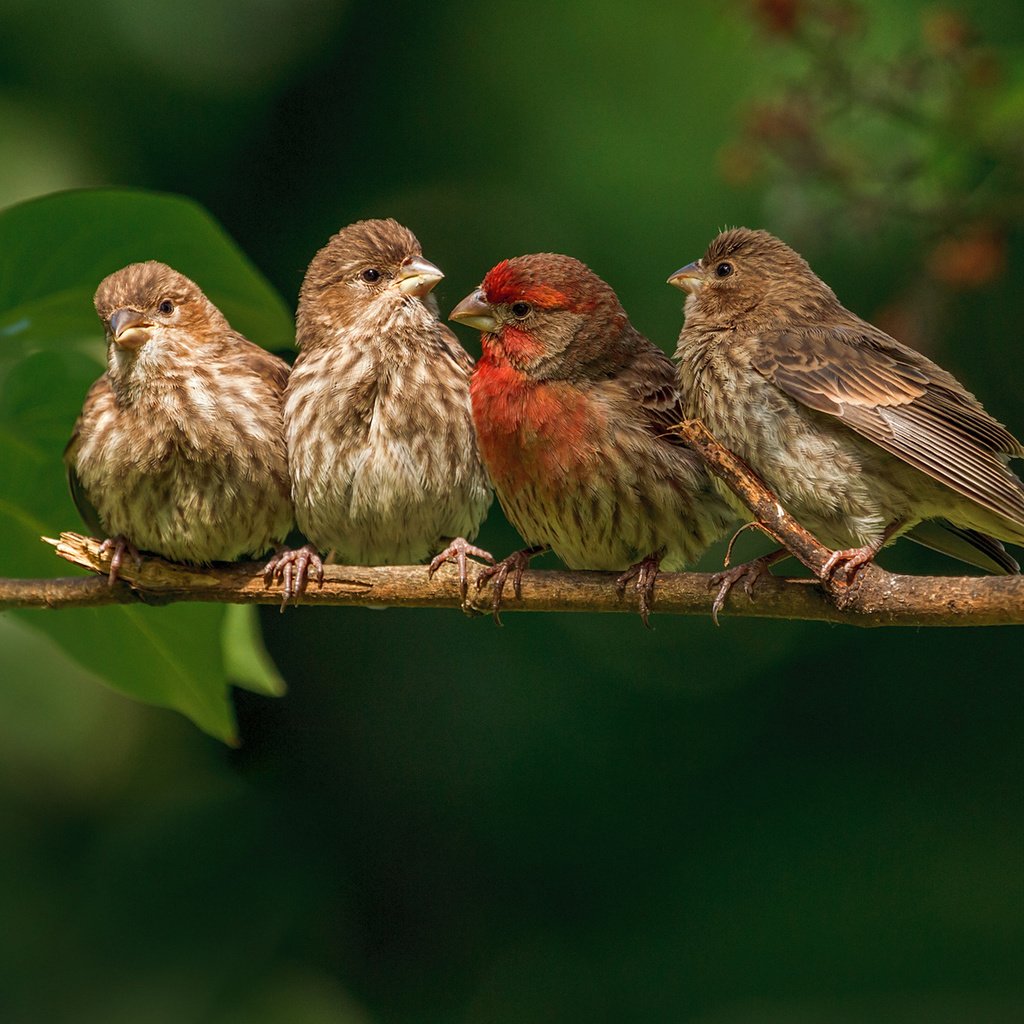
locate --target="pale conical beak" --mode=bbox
[667,261,704,294]
[395,255,444,297]
[449,289,497,333]
[108,308,151,349]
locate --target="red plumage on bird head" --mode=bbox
[452,253,627,378]
[449,253,636,487]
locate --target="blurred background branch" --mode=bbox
[729,0,1024,356]
[735,0,1024,242]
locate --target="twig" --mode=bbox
[0,573,140,609]
[676,419,836,577]
[0,529,1020,626]
[675,418,1024,624]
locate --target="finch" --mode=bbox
[670,227,1024,587]
[273,218,492,602]
[65,261,294,583]
[450,253,738,624]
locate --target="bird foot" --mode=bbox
[820,544,879,585]
[428,537,495,605]
[98,536,143,586]
[615,548,665,629]
[264,543,324,609]
[475,546,542,625]
[710,554,778,626]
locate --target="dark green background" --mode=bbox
[1,2,1022,1021]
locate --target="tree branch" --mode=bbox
[676,419,840,578]
[674,418,1024,624]
[0,524,1019,626]
[0,420,1020,625]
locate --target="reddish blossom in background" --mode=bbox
[927,224,1006,290]
[751,0,802,37]
[728,1,1023,371]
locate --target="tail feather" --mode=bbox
[905,519,1020,575]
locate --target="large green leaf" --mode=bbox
[0,188,291,742]
[0,187,294,356]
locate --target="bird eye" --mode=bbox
[158,299,175,314]
[715,262,733,278]
[361,268,381,283]
[511,301,531,319]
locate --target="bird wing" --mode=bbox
[232,336,291,394]
[623,343,691,446]
[435,322,476,375]
[905,520,1020,574]
[751,325,1024,527]
[63,377,110,536]
[66,462,103,537]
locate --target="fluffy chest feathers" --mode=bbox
[677,327,916,546]
[70,358,292,562]
[470,350,735,569]
[470,358,601,492]
[284,310,490,562]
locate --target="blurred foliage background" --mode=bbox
[2,0,1024,1021]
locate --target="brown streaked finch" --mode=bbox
[450,253,739,625]
[65,261,294,583]
[670,227,1024,600]
[269,218,493,603]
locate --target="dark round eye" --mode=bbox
[511,301,531,319]
[361,268,381,282]
[715,262,733,278]
[158,299,175,314]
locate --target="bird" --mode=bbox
[271,218,492,603]
[450,252,739,624]
[65,261,294,584]
[669,226,1024,599]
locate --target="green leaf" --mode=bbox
[0,187,294,359]
[222,605,287,698]
[0,188,294,742]
[27,603,238,744]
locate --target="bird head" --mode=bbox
[297,218,444,345]
[94,262,225,381]
[668,227,837,327]
[449,253,628,379]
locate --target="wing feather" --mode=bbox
[624,343,691,445]
[752,326,1024,528]
[63,377,110,536]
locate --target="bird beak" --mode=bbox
[395,255,444,297]
[449,289,498,333]
[667,261,704,294]
[108,308,151,349]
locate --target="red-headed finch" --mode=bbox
[271,219,492,602]
[450,253,738,624]
[670,227,1024,595]
[65,261,293,583]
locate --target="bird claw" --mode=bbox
[615,548,665,628]
[428,537,495,605]
[710,555,775,626]
[820,545,877,585]
[475,547,539,625]
[264,543,324,609]
[98,536,142,586]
